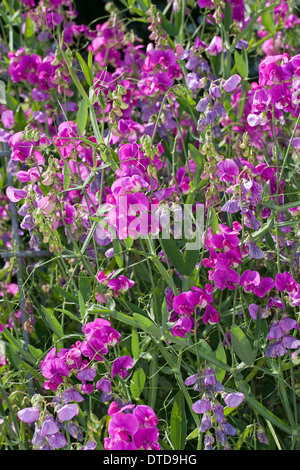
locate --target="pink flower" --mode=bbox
[1,109,14,129]
[6,186,27,203]
[206,36,223,56]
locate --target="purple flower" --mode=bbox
[192,398,211,414]
[206,36,223,56]
[217,159,239,183]
[76,366,97,382]
[41,416,59,436]
[111,355,133,379]
[57,404,79,422]
[61,387,84,404]
[47,431,68,449]
[222,74,242,92]
[1,109,14,129]
[224,392,245,408]
[199,412,212,432]
[196,96,210,113]
[265,340,287,358]
[221,421,237,436]
[212,402,224,423]
[221,199,241,213]
[17,407,40,423]
[186,72,202,90]
[246,240,265,260]
[96,378,113,402]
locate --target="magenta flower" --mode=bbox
[107,413,139,441]
[111,355,134,379]
[134,405,158,428]
[203,304,220,324]
[132,427,160,450]
[171,316,193,338]
[40,348,70,391]
[172,290,200,316]
[217,159,239,183]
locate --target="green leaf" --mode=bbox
[160,237,186,275]
[77,98,88,136]
[14,106,27,130]
[40,305,64,339]
[215,342,227,383]
[63,161,71,190]
[210,207,219,234]
[231,323,254,365]
[171,391,187,450]
[234,49,248,79]
[131,328,139,360]
[5,93,18,111]
[56,308,80,322]
[130,368,146,399]
[188,143,205,172]
[224,1,232,32]
[133,313,160,338]
[28,344,43,360]
[60,46,89,101]
[112,238,123,268]
[55,285,78,303]
[260,10,273,34]
[78,290,86,321]
[183,246,201,276]
[24,13,35,39]
[76,52,93,86]
[78,271,91,303]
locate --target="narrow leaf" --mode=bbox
[231,323,254,365]
[171,391,187,450]
[77,98,88,136]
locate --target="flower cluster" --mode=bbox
[40,318,123,392]
[170,284,219,338]
[186,367,245,450]
[104,401,160,451]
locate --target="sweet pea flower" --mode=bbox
[222,74,242,93]
[224,392,245,408]
[57,404,79,422]
[111,355,134,379]
[206,36,223,56]
[6,186,27,203]
[17,407,40,423]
